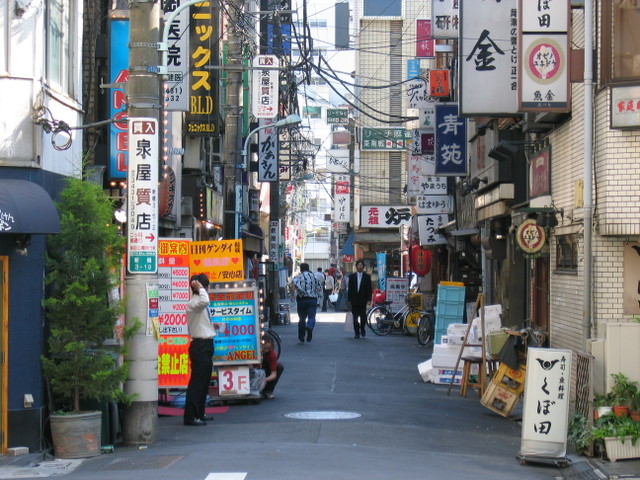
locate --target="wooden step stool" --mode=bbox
[460,356,484,397]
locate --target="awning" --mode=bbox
[0,180,60,234]
[340,232,354,256]
[354,231,400,244]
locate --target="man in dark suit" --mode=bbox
[347,260,373,339]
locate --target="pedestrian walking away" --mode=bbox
[314,267,325,307]
[184,273,216,426]
[347,260,373,339]
[322,269,336,312]
[292,263,320,342]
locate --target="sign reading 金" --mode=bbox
[127,118,159,274]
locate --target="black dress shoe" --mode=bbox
[306,328,313,342]
[184,418,207,426]
[361,329,366,337]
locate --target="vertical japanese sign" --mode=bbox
[108,18,129,179]
[429,70,450,97]
[519,0,570,112]
[162,0,189,111]
[460,0,518,115]
[360,206,412,228]
[415,214,448,246]
[190,240,244,281]
[185,1,218,135]
[334,176,350,223]
[252,55,279,118]
[258,119,278,182]
[158,239,191,388]
[432,0,459,39]
[127,118,159,274]
[407,58,421,79]
[210,283,260,365]
[269,220,280,267]
[416,20,435,57]
[520,348,572,460]
[435,104,467,176]
[376,253,388,293]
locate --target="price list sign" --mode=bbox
[157,239,191,387]
[210,283,261,366]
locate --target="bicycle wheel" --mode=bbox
[367,306,393,336]
[262,328,282,359]
[417,312,434,346]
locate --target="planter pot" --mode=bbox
[613,405,630,417]
[596,406,613,420]
[604,436,640,461]
[50,411,102,458]
[630,411,640,422]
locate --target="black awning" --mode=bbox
[0,179,60,234]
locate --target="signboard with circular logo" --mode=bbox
[516,219,546,255]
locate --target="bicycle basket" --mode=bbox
[408,293,423,308]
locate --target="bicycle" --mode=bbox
[416,310,435,346]
[261,326,282,359]
[367,299,417,336]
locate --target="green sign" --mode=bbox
[327,108,349,125]
[361,127,412,151]
[129,252,157,273]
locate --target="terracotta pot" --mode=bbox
[612,405,630,417]
[630,411,640,422]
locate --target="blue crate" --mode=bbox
[435,313,463,330]
[437,285,466,304]
[436,302,465,318]
[435,328,448,345]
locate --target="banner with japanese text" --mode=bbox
[334,175,350,223]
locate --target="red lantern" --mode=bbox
[411,245,431,276]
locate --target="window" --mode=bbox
[601,0,640,84]
[555,234,578,273]
[46,0,76,93]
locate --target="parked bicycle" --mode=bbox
[261,326,281,359]
[416,310,435,346]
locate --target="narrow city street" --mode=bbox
[0,305,583,480]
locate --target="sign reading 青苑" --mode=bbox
[127,118,159,274]
[211,284,261,366]
[360,205,412,228]
[519,348,572,461]
[189,239,244,282]
[435,104,467,176]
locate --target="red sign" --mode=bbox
[416,20,435,58]
[529,148,550,198]
[429,70,450,97]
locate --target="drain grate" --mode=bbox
[560,461,603,480]
[102,455,184,471]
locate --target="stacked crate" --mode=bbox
[434,282,466,344]
[480,362,526,417]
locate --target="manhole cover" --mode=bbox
[285,411,361,420]
[103,455,184,471]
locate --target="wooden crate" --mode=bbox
[492,362,526,394]
[480,381,520,417]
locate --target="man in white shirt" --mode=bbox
[293,263,320,342]
[184,274,216,426]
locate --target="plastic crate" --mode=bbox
[435,328,448,344]
[492,362,526,394]
[436,302,465,318]
[437,284,466,304]
[435,313,463,330]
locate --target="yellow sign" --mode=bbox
[190,240,244,282]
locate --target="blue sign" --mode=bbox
[435,104,467,176]
[407,59,421,79]
[108,19,129,180]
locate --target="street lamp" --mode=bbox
[241,114,302,169]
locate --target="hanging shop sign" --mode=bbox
[361,205,412,228]
[162,2,189,112]
[432,0,459,39]
[416,19,435,58]
[515,219,546,256]
[519,348,572,463]
[190,239,244,281]
[252,55,279,119]
[518,0,570,112]
[108,18,129,179]
[429,70,450,97]
[327,108,349,125]
[611,85,640,129]
[334,176,350,223]
[435,104,467,176]
[460,0,518,115]
[361,127,413,151]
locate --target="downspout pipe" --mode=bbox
[583,0,594,350]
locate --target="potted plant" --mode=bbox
[610,373,638,417]
[593,392,614,420]
[592,413,640,461]
[631,391,640,422]
[42,177,134,458]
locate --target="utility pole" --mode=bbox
[223,0,244,240]
[123,0,160,445]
